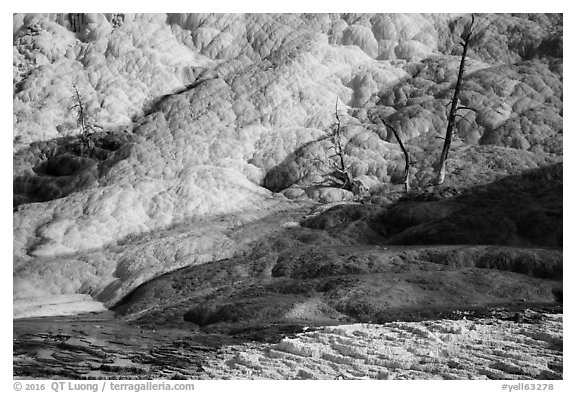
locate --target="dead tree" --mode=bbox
[326,98,353,191]
[381,119,411,194]
[436,14,475,185]
[71,83,88,134]
[70,83,101,155]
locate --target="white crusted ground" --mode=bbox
[202,313,563,380]
[13,294,106,319]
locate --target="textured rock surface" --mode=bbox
[13,309,562,380]
[108,177,562,332]
[13,13,562,319]
[205,312,562,380]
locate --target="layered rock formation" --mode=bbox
[13,13,562,317]
[13,309,563,379]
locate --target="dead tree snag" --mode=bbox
[436,14,475,185]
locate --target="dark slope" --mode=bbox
[112,164,562,337]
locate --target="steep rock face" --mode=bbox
[13,13,562,316]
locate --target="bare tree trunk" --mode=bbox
[72,84,87,134]
[71,83,102,156]
[436,15,474,185]
[332,99,353,191]
[383,119,411,194]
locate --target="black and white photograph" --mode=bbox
[10,4,566,386]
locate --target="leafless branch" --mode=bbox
[455,114,472,124]
[381,118,411,194]
[456,105,478,113]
